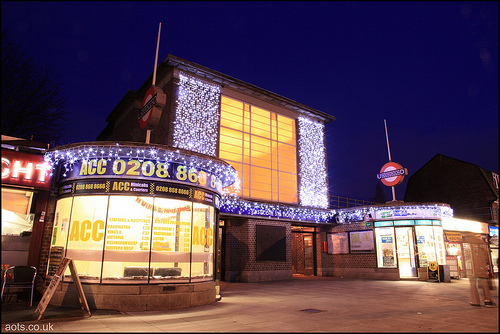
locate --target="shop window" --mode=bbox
[433,225,446,264]
[220,96,297,204]
[101,196,153,283]
[375,227,397,268]
[150,198,192,283]
[414,224,446,266]
[1,188,35,235]
[65,196,108,282]
[49,194,216,284]
[191,203,215,281]
[47,197,73,276]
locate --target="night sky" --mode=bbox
[2,2,498,202]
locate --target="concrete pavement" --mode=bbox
[1,275,498,332]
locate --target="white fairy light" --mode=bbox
[44,143,238,188]
[220,194,337,223]
[172,72,221,156]
[297,116,329,209]
[335,204,453,224]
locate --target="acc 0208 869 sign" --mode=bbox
[60,158,223,192]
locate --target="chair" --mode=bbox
[1,266,37,306]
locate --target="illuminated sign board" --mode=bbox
[1,149,52,189]
[377,161,407,187]
[58,158,223,193]
[374,207,442,220]
[57,179,220,208]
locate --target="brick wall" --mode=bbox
[36,187,58,292]
[223,217,292,282]
[321,222,377,274]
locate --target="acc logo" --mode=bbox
[377,161,407,187]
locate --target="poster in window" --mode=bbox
[327,233,349,254]
[350,230,374,252]
[381,236,395,267]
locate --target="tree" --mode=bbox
[1,29,68,144]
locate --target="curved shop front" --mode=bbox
[44,142,237,311]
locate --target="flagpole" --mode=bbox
[146,22,161,144]
[384,119,396,201]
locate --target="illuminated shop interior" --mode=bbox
[45,143,238,284]
[1,187,35,235]
[49,195,215,283]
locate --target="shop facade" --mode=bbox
[323,202,453,280]
[42,142,239,310]
[404,154,499,276]
[1,136,51,285]
[34,55,337,311]
[442,217,492,279]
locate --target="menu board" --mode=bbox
[350,231,374,252]
[327,233,349,254]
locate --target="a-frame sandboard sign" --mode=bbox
[35,257,91,320]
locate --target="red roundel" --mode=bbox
[378,161,407,187]
[139,86,157,129]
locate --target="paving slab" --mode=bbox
[1,276,498,333]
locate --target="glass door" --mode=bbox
[303,234,314,276]
[395,227,417,278]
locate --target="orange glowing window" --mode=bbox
[219,96,297,204]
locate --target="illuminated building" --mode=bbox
[40,55,336,310]
[1,135,52,287]
[404,154,499,278]
[39,56,474,311]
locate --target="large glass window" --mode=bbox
[191,203,215,281]
[65,196,108,282]
[150,198,192,282]
[49,194,217,284]
[48,197,73,276]
[1,188,35,235]
[102,196,153,283]
[220,96,297,203]
[415,224,446,266]
[375,227,397,268]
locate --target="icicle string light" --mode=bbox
[172,72,221,156]
[220,194,337,222]
[297,116,329,209]
[333,204,453,224]
[44,144,452,223]
[44,143,239,188]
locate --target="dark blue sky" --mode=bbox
[2,1,498,202]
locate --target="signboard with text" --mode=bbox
[57,179,220,208]
[1,149,52,189]
[57,158,223,193]
[377,161,407,187]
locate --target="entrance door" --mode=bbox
[303,234,314,276]
[292,231,315,275]
[395,227,417,278]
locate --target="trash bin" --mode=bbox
[439,265,451,283]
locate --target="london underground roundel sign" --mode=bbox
[377,161,408,187]
[138,86,166,130]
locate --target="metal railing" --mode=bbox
[330,195,376,209]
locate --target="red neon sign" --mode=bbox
[1,149,52,189]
